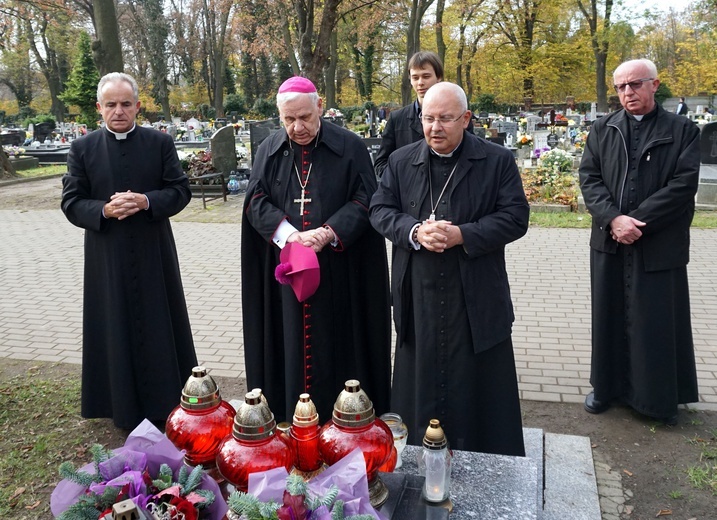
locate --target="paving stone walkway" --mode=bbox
[2,208,716,410]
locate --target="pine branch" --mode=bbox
[286,473,308,496]
[58,461,100,487]
[192,488,216,509]
[182,464,204,493]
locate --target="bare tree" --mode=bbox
[576,0,613,112]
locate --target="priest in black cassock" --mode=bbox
[241,77,391,423]
[579,59,700,425]
[370,82,529,456]
[61,72,197,430]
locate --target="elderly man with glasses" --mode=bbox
[370,82,529,456]
[579,59,700,425]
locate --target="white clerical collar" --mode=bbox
[430,141,461,158]
[106,124,136,140]
[632,114,644,121]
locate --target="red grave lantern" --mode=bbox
[165,366,236,477]
[216,390,293,491]
[318,380,394,508]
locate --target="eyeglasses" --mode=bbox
[420,114,465,126]
[613,78,654,93]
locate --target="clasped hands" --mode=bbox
[288,227,335,253]
[610,215,646,245]
[417,219,463,252]
[104,190,148,220]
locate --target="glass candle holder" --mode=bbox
[379,412,408,469]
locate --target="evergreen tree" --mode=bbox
[60,32,101,129]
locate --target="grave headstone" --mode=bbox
[166,125,177,140]
[0,131,24,146]
[534,130,550,151]
[526,116,541,134]
[502,122,518,145]
[249,118,282,166]
[363,138,382,167]
[701,122,717,165]
[589,103,597,122]
[547,133,559,149]
[34,122,54,142]
[210,125,237,174]
[474,127,487,139]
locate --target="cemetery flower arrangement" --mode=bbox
[228,474,374,520]
[522,148,578,209]
[2,145,26,157]
[236,144,249,160]
[324,108,343,118]
[227,449,381,520]
[186,150,219,179]
[538,148,573,174]
[51,420,227,520]
[516,133,533,149]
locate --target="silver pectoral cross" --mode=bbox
[294,188,312,215]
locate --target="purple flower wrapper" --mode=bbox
[51,419,227,519]
[247,448,387,520]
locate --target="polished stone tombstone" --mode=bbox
[698,122,717,205]
[502,122,518,146]
[700,121,717,165]
[248,118,282,166]
[210,125,237,174]
[363,137,382,167]
[33,122,55,142]
[526,116,541,134]
[533,130,550,152]
[547,133,560,149]
[0,131,24,146]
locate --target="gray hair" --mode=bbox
[613,59,658,81]
[424,82,468,111]
[97,73,140,104]
[276,91,320,108]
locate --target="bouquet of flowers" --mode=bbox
[516,133,533,149]
[2,145,25,157]
[51,420,227,520]
[538,148,574,174]
[324,108,343,118]
[227,449,386,520]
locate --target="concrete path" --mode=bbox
[1,208,716,410]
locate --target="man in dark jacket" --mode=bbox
[61,72,197,430]
[370,82,529,455]
[676,97,689,115]
[579,59,700,425]
[241,77,391,424]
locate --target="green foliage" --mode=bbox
[23,114,56,129]
[224,93,248,114]
[475,94,497,113]
[253,98,276,118]
[57,486,121,520]
[655,83,673,105]
[59,32,100,130]
[227,491,279,519]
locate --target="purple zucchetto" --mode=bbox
[278,76,317,94]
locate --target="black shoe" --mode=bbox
[662,414,678,426]
[584,392,610,414]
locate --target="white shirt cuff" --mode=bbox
[272,219,299,249]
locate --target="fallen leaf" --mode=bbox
[623,469,633,476]
[591,443,598,448]
[655,510,672,517]
[25,500,41,510]
[9,488,25,500]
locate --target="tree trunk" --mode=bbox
[92,0,124,74]
[435,0,446,65]
[1,152,18,180]
[325,31,338,108]
[402,0,435,105]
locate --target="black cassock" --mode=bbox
[241,122,391,423]
[62,126,197,430]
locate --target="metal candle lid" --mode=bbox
[180,366,221,411]
[422,419,448,450]
[332,380,375,428]
[232,390,276,441]
[293,393,319,427]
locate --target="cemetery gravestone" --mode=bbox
[526,116,541,134]
[547,133,560,149]
[249,118,282,166]
[700,122,717,165]
[210,125,237,174]
[534,130,550,152]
